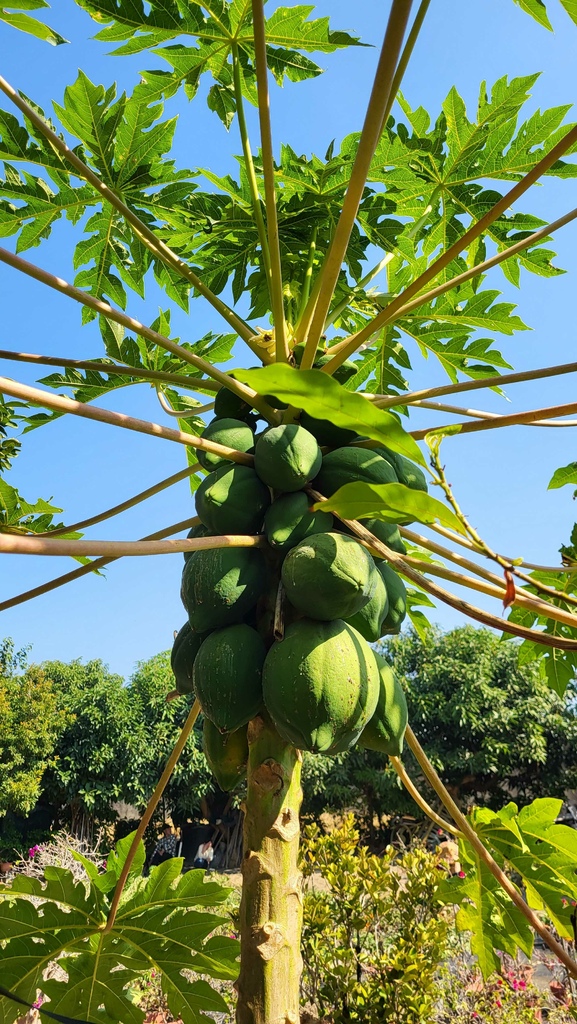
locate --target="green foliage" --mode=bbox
[438,798,577,978]
[0,1,66,45]
[0,647,65,821]
[300,814,449,1024]
[314,481,465,534]
[0,831,239,1024]
[238,365,425,465]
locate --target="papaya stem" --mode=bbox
[410,397,577,440]
[237,717,302,1024]
[388,756,462,839]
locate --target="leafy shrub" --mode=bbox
[300,814,449,1023]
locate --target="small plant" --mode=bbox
[300,813,449,1024]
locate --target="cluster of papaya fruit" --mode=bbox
[171,370,419,791]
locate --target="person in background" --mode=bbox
[150,823,179,867]
[193,839,214,871]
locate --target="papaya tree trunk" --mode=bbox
[236,715,303,1024]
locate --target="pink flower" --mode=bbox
[33,997,43,1009]
[495,998,502,1008]
[28,845,40,858]
[458,870,466,878]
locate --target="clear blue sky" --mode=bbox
[1,0,577,678]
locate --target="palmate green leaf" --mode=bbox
[0,478,70,534]
[0,834,238,1024]
[560,0,577,24]
[237,365,426,466]
[512,0,552,27]
[548,461,577,494]
[311,481,466,535]
[0,1,68,45]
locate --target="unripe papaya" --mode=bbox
[214,386,254,422]
[292,340,326,365]
[198,417,254,471]
[378,562,408,634]
[300,412,357,448]
[262,618,379,754]
[254,424,322,492]
[363,519,406,556]
[203,719,249,791]
[196,464,270,534]
[193,624,265,732]
[183,523,213,563]
[313,354,358,385]
[170,622,207,694]
[314,446,397,498]
[345,560,389,642]
[282,531,376,621]
[181,546,267,631]
[359,652,408,756]
[264,491,333,552]
[378,445,428,492]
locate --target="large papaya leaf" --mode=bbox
[312,481,466,535]
[237,365,426,466]
[0,1,67,45]
[0,833,239,1024]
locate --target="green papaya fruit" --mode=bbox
[313,354,358,385]
[170,622,207,694]
[198,417,255,471]
[378,562,407,634]
[181,546,267,631]
[214,386,255,422]
[292,340,326,365]
[264,491,333,552]
[196,464,271,534]
[378,446,428,492]
[345,560,390,642]
[193,624,265,732]
[282,531,376,621]
[254,424,322,492]
[363,519,406,556]
[203,719,249,791]
[262,618,379,754]
[314,446,398,498]
[300,411,357,448]
[359,652,408,756]
[183,523,213,563]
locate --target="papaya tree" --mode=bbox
[3,2,577,1022]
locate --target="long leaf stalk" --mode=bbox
[405,726,577,979]
[0,517,200,613]
[388,755,462,839]
[231,41,272,289]
[0,533,267,557]
[307,489,577,649]
[0,74,261,353]
[323,125,577,372]
[411,397,577,439]
[413,398,577,427]
[42,465,202,538]
[295,225,318,327]
[298,0,413,369]
[401,526,577,608]
[423,520,577,574]
[0,246,279,421]
[0,375,258,459]
[401,553,577,629]
[156,388,214,418]
[380,0,432,131]
[250,0,289,363]
[104,699,201,933]
[0,348,223,394]
[368,358,577,411]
